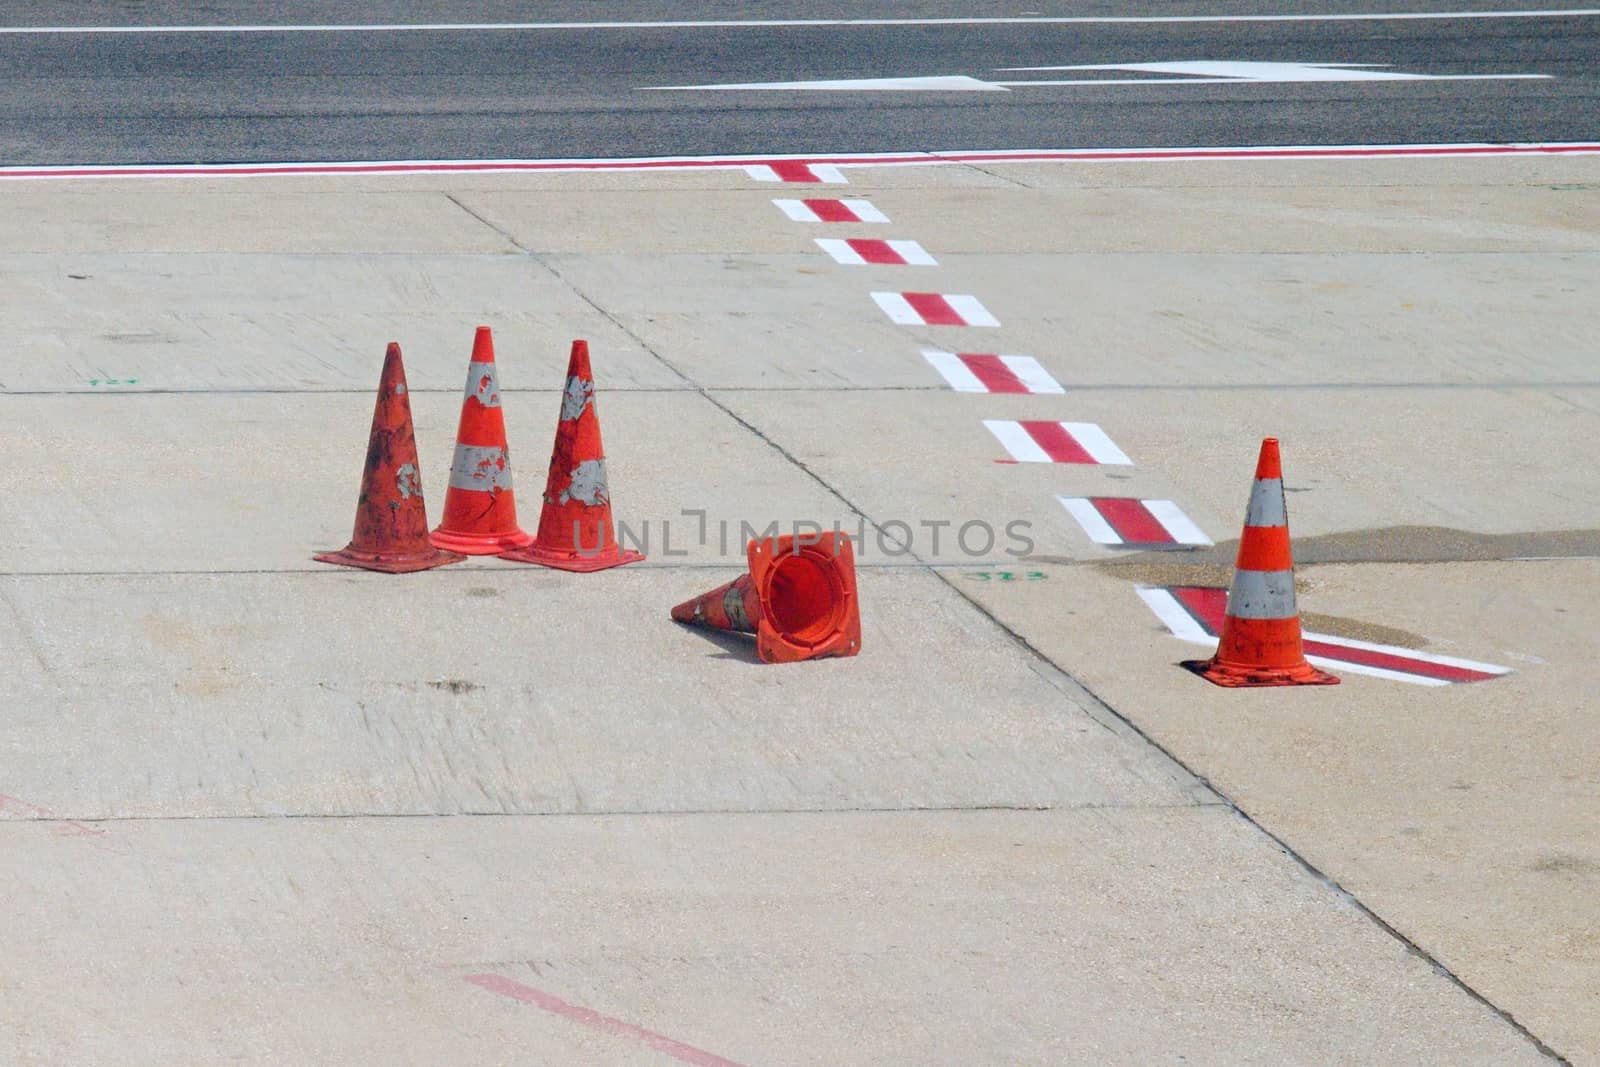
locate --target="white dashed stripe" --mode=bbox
[999,355,1064,394]
[1059,497,1122,544]
[921,349,987,392]
[943,293,1000,327]
[983,419,1052,463]
[1142,499,1214,545]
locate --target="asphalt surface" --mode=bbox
[1,3,1596,164]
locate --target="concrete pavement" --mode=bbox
[1,153,1596,1061]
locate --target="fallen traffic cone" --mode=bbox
[671,533,861,663]
[430,326,535,554]
[1183,438,1338,687]
[315,343,465,573]
[499,339,644,571]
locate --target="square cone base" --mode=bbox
[314,546,466,574]
[497,543,645,572]
[1181,658,1340,688]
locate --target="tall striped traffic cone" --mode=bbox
[499,340,644,572]
[430,326,534,554]
[671,533,861,664]
[1183,438,1338,687]
[315,343,465,573]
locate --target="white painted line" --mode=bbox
[872,291,922,325]
[1142,499,1214,546]
[1066,422,1132,465]
[1305,655,1452,686]
[773,198,816,221]
[943,294,1000,327]
[995,73,1550,86]
[1061,497,1124,545]
[7,12,1596,33]
[1301,632,1514,674]
[994,61,1552,85]
[887,239,938,265]
[1137,588,1212,643]
[810,164,847,184]
[922,349,987,392]
[998,355,1063,394]
[7,142,1599,181]
[815,238,867,264]
[847,199,890,223]
[651,75,1009,92]
[984,419,1052,464]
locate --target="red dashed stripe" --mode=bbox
[845,238,906,264]
[902,292,965,325]
[769,161,825,182]
[806,199,859,221]
[1020,421,1096,464]
[1091,498,1176,544]
[960,355,1029,394]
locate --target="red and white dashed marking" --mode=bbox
[985,419,1131,465]
[922,349,1062,394]
[1059,497,1212,547]
[1139,585,1513,686]
[872,291,999,327]
[746,161,845,183]
[773,197,889,223]
[816,238,936,265]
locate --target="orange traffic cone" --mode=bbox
[430,326,534,554]
[1184,438,1338,687]
[499,339,644,572]
[316,343,465,573]
[671,533,861,663]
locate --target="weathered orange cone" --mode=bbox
[431,326,534,554]
[1184,438,1339,687]
[498,339,644,571]
[671,533,861,663]
[316,343,465,573]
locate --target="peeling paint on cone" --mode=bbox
[315,343,464,573]
[499,339,644,572]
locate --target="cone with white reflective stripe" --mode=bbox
[430,326,534,554]
[498,339,643,571]
[1183,438,1338,687]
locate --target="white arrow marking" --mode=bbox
[993,61,1551,83]
[645,75,1008,92]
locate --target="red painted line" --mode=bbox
[806,198,858,221]
[1019,420,1096,464]
[1091,498,1175,544]
[845,238,905,264]
[959,354,1028,394]
[901,292,964,325]
[465,974,746,1067]
[767,160,823,182]
[1166,586,1501,683]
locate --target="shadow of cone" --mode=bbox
[499,339,644,572]
[1183,437,1338,687]
[431,326,534,554]
[671,533,861,664]
[315,343,465,573]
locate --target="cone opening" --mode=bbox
[763,552,845,646]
